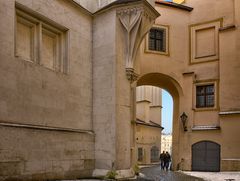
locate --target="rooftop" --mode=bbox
[155,0,193,11]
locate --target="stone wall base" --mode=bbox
[0,125,95,181]
[221,159,240,171]
[92,168,135,179]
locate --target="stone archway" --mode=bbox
[136,72,183,170]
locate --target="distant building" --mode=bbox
[173,0,185,4]
[135,86,163,164]
[161,133,172,154]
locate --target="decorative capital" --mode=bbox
[126,68,139,83]
[117,3,159,82]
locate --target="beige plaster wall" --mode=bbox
[136,0,240,171]
[149,106,162,125]
[217,0,240,170]
[136,86,162,124]
[136,125,161,164]
[185,0,234,25]
[0,0,94,179]
[136,101,150,123]
[136,5,190,170]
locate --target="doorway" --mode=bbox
[192,141,220,172]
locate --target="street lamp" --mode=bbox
[180,112,188,132]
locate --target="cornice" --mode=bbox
[0,120,95,135]
[94,0,160,17]
[70,0,93,16]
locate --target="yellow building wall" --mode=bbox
[136,0,240,171]
[173,0,185,4]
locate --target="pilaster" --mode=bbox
[92,0,159,178]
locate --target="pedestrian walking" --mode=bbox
[159,151,166,170]
[164,151,171,171]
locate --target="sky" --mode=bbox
[161,90,173,134]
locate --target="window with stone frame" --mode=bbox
[196,84,215,108]
[138,147,143,162]
[15,7,68,73]
[148,27,166,52]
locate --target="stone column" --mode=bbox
[92,0,159,177]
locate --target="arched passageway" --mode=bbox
[136,73,183,170]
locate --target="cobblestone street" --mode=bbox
[137,165,204,181]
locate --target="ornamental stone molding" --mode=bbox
[117,2,159,82]
[126,68,139,82]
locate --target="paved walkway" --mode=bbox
[137,165,204,181]
[183,171,240,181]
[60,166,240,181]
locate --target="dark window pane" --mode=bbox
[149,38,155,50]
[148,28,166,52]
[206,95,214,107]
[197,86,205,95]
[206,85,214,94]
[156,30,163,39]
[156,40,163,51]
[197,96,205,107]
[196,84,215,108]
[149,29,155,38]
[138,148,143,161]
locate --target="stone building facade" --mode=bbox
[0,0,240,180]
[135,86,163,165]
[161,133,172,154]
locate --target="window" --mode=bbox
[196,84,214,108]
[151,146,159,163]
[145,25,169,55]
[16,16,36,62]
[149,28,165,52]
[15,7,68,73]
[138,148,143,162]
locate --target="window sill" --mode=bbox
[219,110,240,116]
[15,56,68,75]
[145,49,169,56]
[192,125,220,131]
[192,107,219,112]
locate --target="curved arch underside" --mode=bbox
[137,73,183,99]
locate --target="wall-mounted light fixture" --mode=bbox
[180,112,188,132]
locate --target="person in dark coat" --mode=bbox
[164,151,171,171]
[159,151,166,170]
